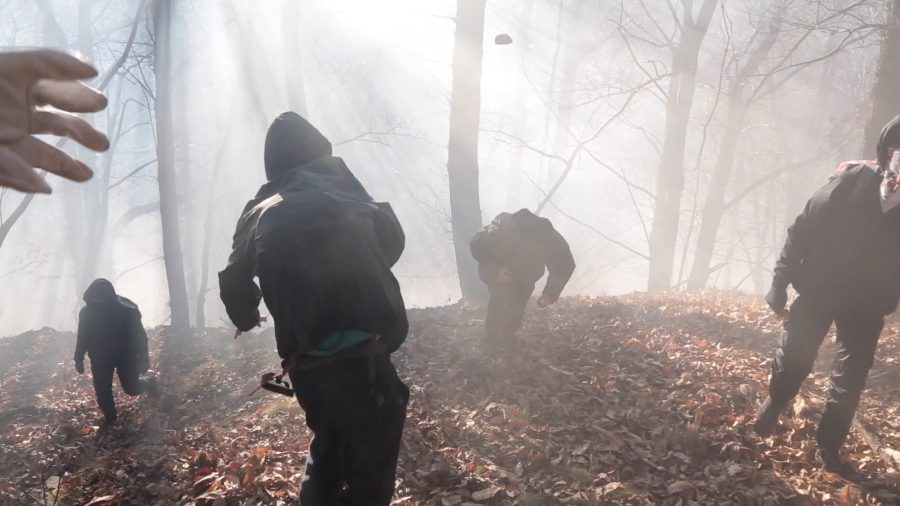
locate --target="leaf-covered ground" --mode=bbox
[3,292,900,505]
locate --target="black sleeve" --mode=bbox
[373,202,405,267]
[469,228,495,264]
[130,308,150,372]
[773,203,810,289]
[541,226,576,302]
[219,209,263,332]
[470,228,502,284]
[74,308,89,363]
[773,174,841,288]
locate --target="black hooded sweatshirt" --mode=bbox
[773,116,900,315]
[470,209,576,302]
[218,112,407,359]
[75,279,149,368]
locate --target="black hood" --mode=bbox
[264,112,333,181]
[83,278,117,305]
[877,115,900,169]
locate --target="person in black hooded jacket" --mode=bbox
[74,278,156,425]
[755,115,900,480]
[470,209,575,344]
[219,112,409,506]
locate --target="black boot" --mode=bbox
[815,449,863,481]
[754,396,784,437]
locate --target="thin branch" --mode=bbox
[115,256,163,282]
[113,201,160,231]
[722,154,829,211]
[109,159,157,189]
[548,199,649,260]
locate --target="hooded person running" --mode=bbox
[219,112,409,506]
[755,115,900,480]
[74,278,156,426]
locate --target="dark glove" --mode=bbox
[75,361,84,374]
[766,282,788,315]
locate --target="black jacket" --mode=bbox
[470,209,576,301]
[75,279,149,370]
[219,112,407,359]
[774,164,900,315]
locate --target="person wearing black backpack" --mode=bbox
[219,112,409,506]
[74,278,157,426]
[755,116,900,481]
[470,209,575,345]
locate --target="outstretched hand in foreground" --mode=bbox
[0,50,109,193]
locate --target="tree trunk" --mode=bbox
[749,182,765,293]
[283,0,309,116]
[35,0,92,302]
[153,0,191,333]
[537,0,565,192]
[448,0,487,301]
[195,199,214,329]
[646,0,718,291]
[553,1,588,151]
[685,7,782,290]
[195,129,233,329]
[863,0,900,161]
[77,0,106,295]
[505,0,537,210]
[687,96,747,289]
[174,40,198,327]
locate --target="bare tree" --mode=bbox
[863,0,900,157]
[687,0,881,289]
[686,2,785,290]
[283,0,309,116]
[153,0,190,332]
[447,0,487,301]
[1,0,142,259]
[622,0,719,291]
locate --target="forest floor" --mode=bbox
[3,292,900,505]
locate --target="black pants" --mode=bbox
[485,280,535,343]
[90,357,150,423]
[289,353,409,506]
[768,295,883,451]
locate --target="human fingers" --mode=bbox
[6,136,93,182]
[31,110,110,151]
[3,50,99,81]
[0,145,51,193]
[31,79,108,113]
[0,124,27,144]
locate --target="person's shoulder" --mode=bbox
[828,161,881,190]
[322,155,347,168]
[491,211,514,225]
[117,297,141,315]
[515,208,554,231]
[833,160,877,178]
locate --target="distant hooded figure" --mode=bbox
[74,279,156,425]
[470,209,575,344]
[755,115,900,480]
[219,112,409,505]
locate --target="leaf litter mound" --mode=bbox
[2,292,900,505]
